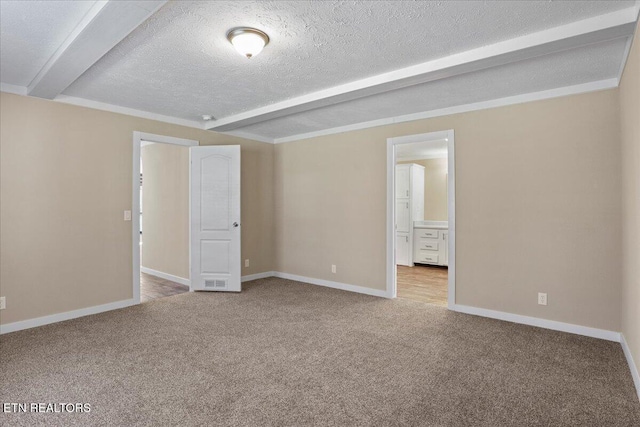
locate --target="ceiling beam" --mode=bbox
[27,0,167,99]
[206,6,638,132]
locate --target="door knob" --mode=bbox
[233,222,239,227]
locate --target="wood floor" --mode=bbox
[397,264,448,306]
[140,272,189,303]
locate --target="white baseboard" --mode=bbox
[241,271,275,282]
[273,271,389,298]
[621,333,640,402]
[0,299,136,335]
[141,266,190,287]
[451,304,620,342]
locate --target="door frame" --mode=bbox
[386,129,456,308]
[132,131,198,304]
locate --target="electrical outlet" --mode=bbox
[331,265,336,274]
[538,292,547,306]
[0,297,5,310]
[124,210,132,221]
[245,259,249,268]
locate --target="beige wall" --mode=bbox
[275,89,622,331]
[619,24,640,384]
[398,158,448,221]
[141,143,190,279]
[0,92,274,325]
[0,66,631,339]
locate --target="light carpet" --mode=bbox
[1,277,639,426]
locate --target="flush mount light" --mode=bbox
[202,114,214,121]
[226,27,269,59]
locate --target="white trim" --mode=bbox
[136,132,199,147]
[0,82,28,96]
[207,7,637,133]
[0,299,135,335]
[452,304,620,342]
[28,1,167,99]
[241,271,276,282]
[397,154,448,162]
[273,79,618,143]
[621,333,640,402]
[221,129,275,144]
[446,135,456,308]
[133,132,198,305]
[0,89,278,144]
[1,79,620,147]
[617,36,635,83]
[58,95,204,129]
[617,2,640,83]
[386,130,456,307]
[26,0,109,95]
[273,272,390,298]
[141,267,190,287]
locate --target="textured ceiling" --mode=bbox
[0,0,98,86]
[62,1,635,122]
[239,38,628,139]
[0,0,636,142]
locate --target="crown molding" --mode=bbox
[617,3,640,83]
[220,129,275,144]
[3,78,620,146]
[0,82,27,96]
[1,86,281,142]
[273,78,619,144]
[206,6,638,133]
[54,94,204,129]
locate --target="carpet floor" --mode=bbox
[1,277,639,426]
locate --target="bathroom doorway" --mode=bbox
[386,130,455,307]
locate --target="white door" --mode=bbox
[190,145,241,292]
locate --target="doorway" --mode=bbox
[386,130,455,308]
[132,132,198,304]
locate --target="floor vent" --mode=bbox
[204,279,227,289]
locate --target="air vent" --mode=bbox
[204,279,227,289]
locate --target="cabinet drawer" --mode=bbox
[416,252,439,264]
[415,228,439,239]
[418,241,439,251]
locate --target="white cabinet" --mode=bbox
[396,233,410,266]
[396,200,410,233]
[395,164,424,266]
[413,226,448,267]
[396,167,410,199]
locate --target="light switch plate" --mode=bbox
[124,210,132,221]
[0,297,6,310]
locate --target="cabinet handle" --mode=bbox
[406,236,408,243]
[406,202,409,209]
[406,190,409,197]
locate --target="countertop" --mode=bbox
[413,221,448,229]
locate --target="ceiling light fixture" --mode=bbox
[226,27,269,59]
[202,114,214,121]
